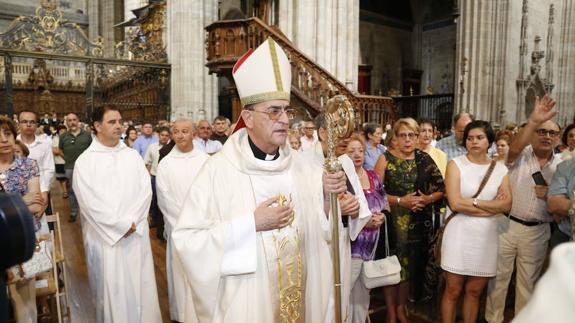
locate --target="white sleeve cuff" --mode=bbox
[221,215,257,276]
[349,199,371,241]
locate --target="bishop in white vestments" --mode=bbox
[172,38,350,323]
[73,106,162,323]
[156,119,208,322]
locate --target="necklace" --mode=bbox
[358,168,370,189]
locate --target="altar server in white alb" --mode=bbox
[73,106,161,323]
[172,37,349,323]
[156,118,208,323]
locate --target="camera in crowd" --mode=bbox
[0,193,36,320]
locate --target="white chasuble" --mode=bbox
[73,139,161,323]
[156,147,208,322]
[172,129,332,323]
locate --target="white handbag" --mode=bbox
[9,239,53,283]
[361,214,401,289]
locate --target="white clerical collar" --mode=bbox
[248,135,279,161]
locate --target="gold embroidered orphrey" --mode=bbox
[274,193,304,323]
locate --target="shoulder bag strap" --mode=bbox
[472,160,497,199]
[370,213,391,259]
[443,160,497,226]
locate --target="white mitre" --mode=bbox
[232,37,291,107]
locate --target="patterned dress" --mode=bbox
[0,155,40,229]
[380,150,445,292]
[351,169,389,261]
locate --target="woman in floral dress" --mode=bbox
[0,116,44,323]
[377,118,445,323]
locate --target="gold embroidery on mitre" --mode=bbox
[268,38,284,92]
[240,91,290,107]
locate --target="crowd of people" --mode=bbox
[3,38,575,323]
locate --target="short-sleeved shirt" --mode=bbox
[548,158,575,237]
[0,156,39,196]
[59,129,92,169]
[507,145,561,222]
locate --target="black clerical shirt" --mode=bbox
[248,136,280,161]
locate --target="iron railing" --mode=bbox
[392,94,454,131]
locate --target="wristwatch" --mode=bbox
[473,198,479,207]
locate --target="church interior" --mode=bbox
[1,0,574,322]
[1,0,574,129]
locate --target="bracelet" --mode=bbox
[429,194,434,203]
[397,197,401,206]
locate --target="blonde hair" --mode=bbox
[347,134,366,151]
[393,117,419,136]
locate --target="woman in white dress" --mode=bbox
[440,120,512,323]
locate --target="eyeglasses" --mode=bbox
[397,133,418,140]
[19,120,37,125]
[248,106,296,121]
[535,129,560,137]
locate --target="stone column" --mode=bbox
[554,0,575,126]
[455,0,560,125]
[454,0,511,123]
[87,0,100,42]
[167,0,218,122]
[410,0,425,71]
[100,0,117,57]
[280,0,359,91]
